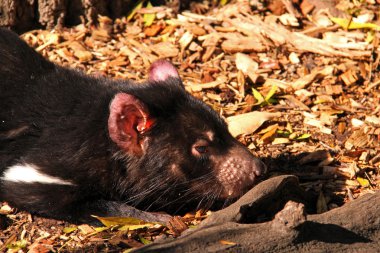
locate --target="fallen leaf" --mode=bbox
[119,224,155,231]
[219,240,237,245]
[92,215,153,227]
[227,111,281,137]
[264,84,277,102]
[127,0,144,21]
[235,53,258,75]
[6,240,27,250]
[252,88,265,105]
[63,226,77,234]
[357,177,370,188]
[139,235,152,245]
[259,124,278,143]
[143,2,156,27]
[78,224,96,235]
[331,17,380,30]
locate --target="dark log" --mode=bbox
[134,175,380,253]
[0,0,134,32]
[0,0,190,32]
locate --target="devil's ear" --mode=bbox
[108,93,154,155]
[149,59,181,83]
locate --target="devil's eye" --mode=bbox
[192,140,210,157]
[195,145,208,154]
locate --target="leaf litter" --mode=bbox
[1,0,380,252]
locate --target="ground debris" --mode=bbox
[2,0,380,252]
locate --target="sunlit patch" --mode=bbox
[205,131,215,142]
[2,163,74,185]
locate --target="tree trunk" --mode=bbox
[0,0,194,32]
[0,0,135,32]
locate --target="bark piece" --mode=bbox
[229,15,372,60]
[151,42,179,58]
[167,216,188,237]
[345,128,371,150]
[221,37,266,53]
[134,176,380,253]
[0,0,134,31]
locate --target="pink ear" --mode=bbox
[108,93,154,155]
[149,59,180,82]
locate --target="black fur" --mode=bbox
[0,28,265,223]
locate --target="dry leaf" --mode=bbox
[357,177,370,188]
[78,224,96,235]
[259,124,278,143]
[167,216,188,237]
[345,128,370,150]
[227,111,281,137]
[219,240,237,246]
[92,215,154,227]
[235,53,258,74]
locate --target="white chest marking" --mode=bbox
[2,164,74,185]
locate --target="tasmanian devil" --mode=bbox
[0,28,266,223]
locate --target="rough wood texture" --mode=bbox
[134,176,380,253]
[0,0,36,31]
[0,0,193,31]
[0,0,133,31]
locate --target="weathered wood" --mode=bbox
[0,0,170,31]
[134,176,380,253]
[0,0,36,31]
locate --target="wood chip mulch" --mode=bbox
[1,0,380,252]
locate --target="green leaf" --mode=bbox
[366,30,375,43]
[264,85,277,102]
[219,0,229,6]
[63,226,77,234]
[266,98,277,104]
[118,224,156,231]
[127,0,145,22]
[144,1,156,27]
[92,215,162,228]
[252,88,264,105]
[139,235,152,245]
[295,133,311,140]
[277,130,291,137]
[94,226,112,232]
[92,215,149,227]
[330,17,380,30]
[357,177,370,187]
[6,240,27,250]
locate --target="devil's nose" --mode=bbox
[254,159,267,177]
